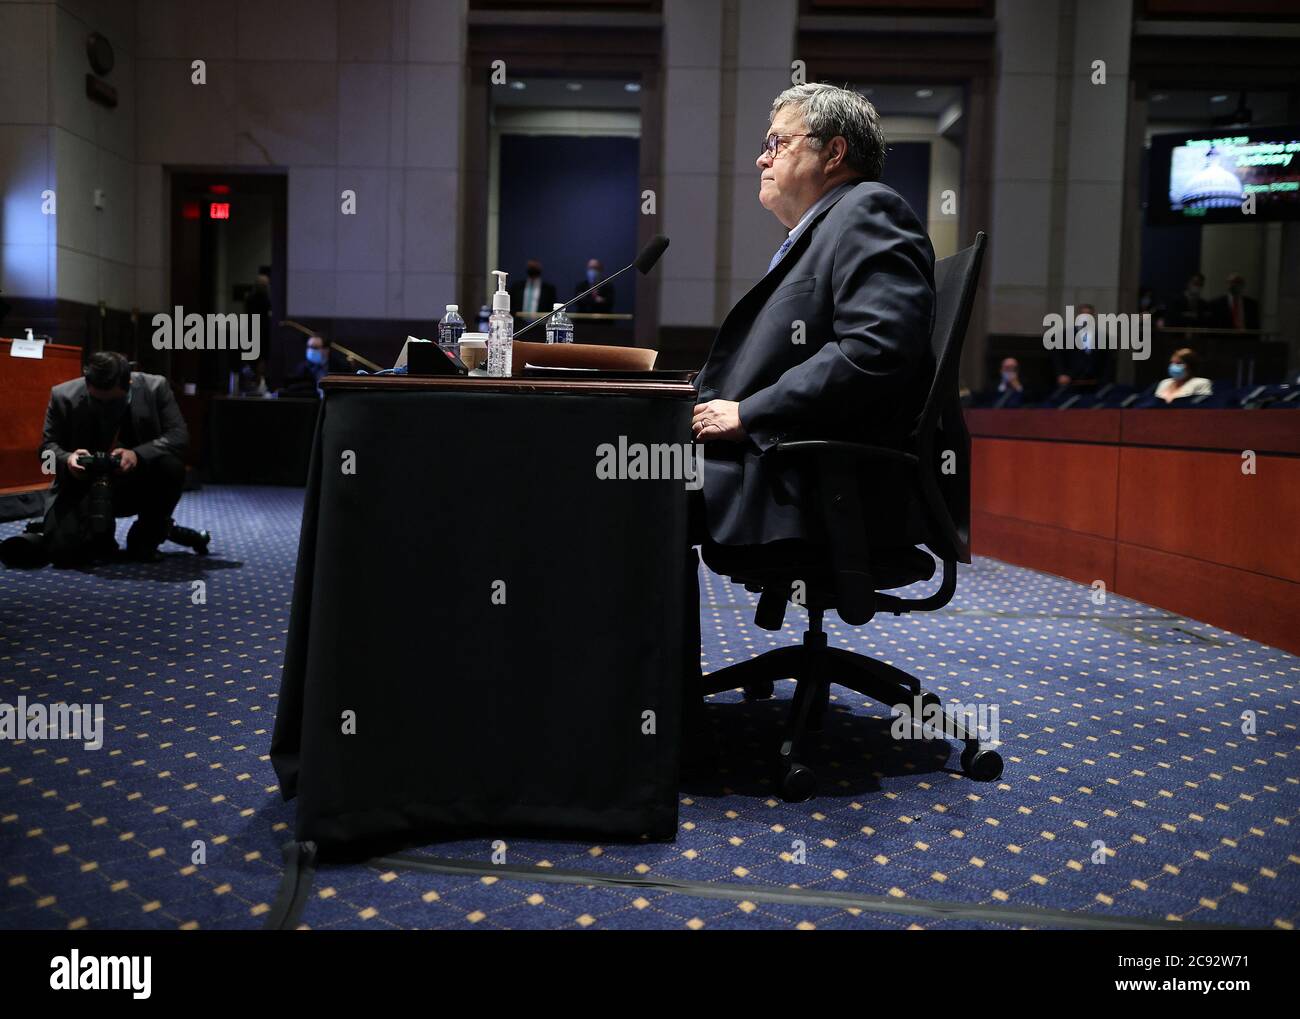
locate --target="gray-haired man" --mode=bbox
[692,82,936,548]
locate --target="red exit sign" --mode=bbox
[209,202,230,220]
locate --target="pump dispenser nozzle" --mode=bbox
[491,270,510,312]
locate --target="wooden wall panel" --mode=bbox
[967,408,1122,443]
[0,338,82,491]
[972,511,1116,588]
[1115,543,1300,656]
[1117,447,1300,584]
[1121,409,1300,456]
[972,438,1119,538]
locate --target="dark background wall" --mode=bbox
[498,134,640,314]
[880,140,930,226]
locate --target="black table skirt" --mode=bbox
[271,386,692,853]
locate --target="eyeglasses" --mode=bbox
[760,132,813,159]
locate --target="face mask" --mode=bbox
[1168,363,1186,379]
[526,267,540,279]
[586,268,599,284]
[306,348,325,366]
[1001,370,1016,383]
[1187,285,1201,297]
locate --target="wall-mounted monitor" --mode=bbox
[1146,125,1300,225]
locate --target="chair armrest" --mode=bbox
[772,439,919,467]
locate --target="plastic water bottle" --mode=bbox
[487,270,513,377]
[545,304,573,344]
[437,304,464,354]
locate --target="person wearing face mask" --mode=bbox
[992,357,1026,408]
[507,259,557,315]
[572,258,615,314]
[1209,273,1259,332]
[283,334,345,398]
[1169,272,1211,328]
[28,351,203,567]
[1155,347,1212,403]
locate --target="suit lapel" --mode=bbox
[701,183,859,384]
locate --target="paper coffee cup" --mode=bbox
[459,333,487,371]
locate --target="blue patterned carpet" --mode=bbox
[1,485,1297,930]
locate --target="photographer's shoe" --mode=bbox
[168,522,210,555]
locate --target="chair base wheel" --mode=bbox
[779,762,816,802]
[960,746,1003,782]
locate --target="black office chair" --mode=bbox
[698,232,1000,802]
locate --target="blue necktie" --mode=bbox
[768,235,794,273]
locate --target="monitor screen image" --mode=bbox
[1148,124,1300,225]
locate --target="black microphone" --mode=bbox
[512,235,670,340]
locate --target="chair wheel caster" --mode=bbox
[961,746,1003,782]
[743,680,774,700]
[779,762,816,802]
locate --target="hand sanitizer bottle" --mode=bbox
[487,270,513,377]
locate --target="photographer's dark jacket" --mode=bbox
[41,372,189,494]
[696,180,936,547]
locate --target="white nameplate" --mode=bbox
[9,337,45,359]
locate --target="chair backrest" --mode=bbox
[513,340,657,371]
[913,232,987,564]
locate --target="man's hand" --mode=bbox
[692,400,746,442]
[66,449,91,476]
[113,448,139,473]
[1056,374,1072,387]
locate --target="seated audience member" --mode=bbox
[991,357,1026,408]
[1208,273,1260,332]
[1168,272,1211,328]
[1155,347,1212,403]
[282,334,345,397]
[36,351,207,566]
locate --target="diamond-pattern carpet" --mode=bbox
[2,485,1297,930]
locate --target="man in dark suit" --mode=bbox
[691,83,936,550]
[1208,273,1260,332]
[39,351,205,565]
[572,258,615,314]
[508,259,558,315]
[1053,303,1111,390]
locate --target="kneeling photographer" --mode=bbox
[36,352,208,566]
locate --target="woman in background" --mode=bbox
[1155,347,1212,403]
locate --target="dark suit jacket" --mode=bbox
[573,279,615,314]
[509,279,558,315]
[696,180,936,547]
[1053,338,1111,385]
[1208,293,1260,331]
[41,372,189,495]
